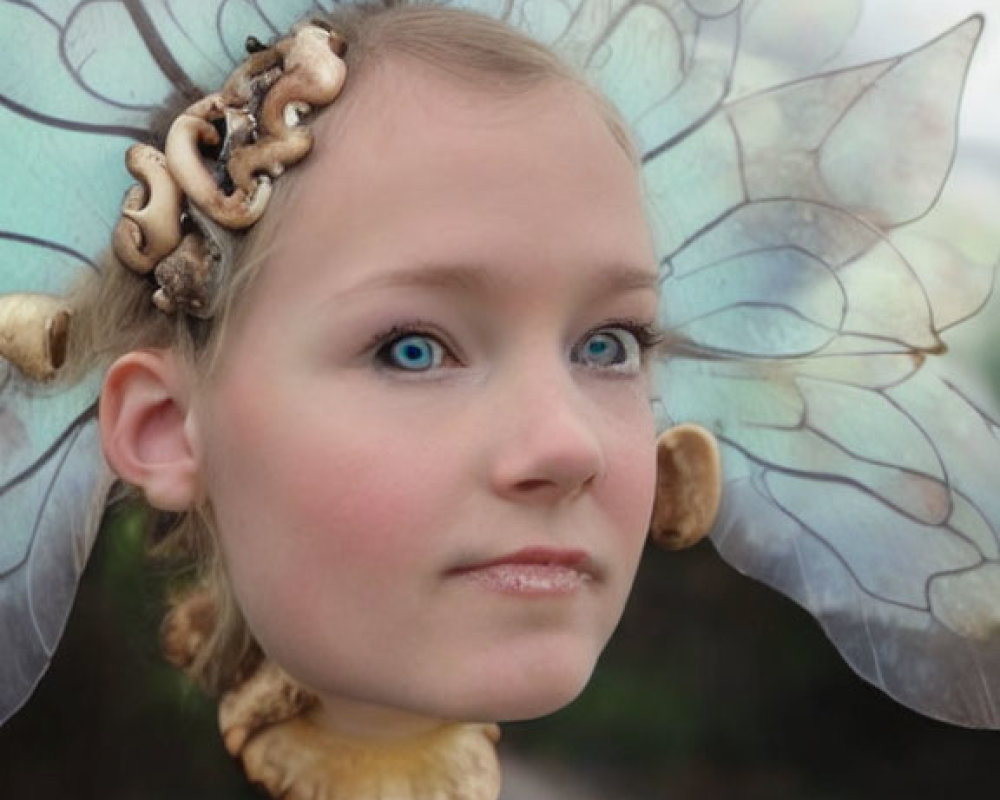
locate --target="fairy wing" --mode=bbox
[0,0,352,725]
[595,4,1000,726]
[661,17,1000,727]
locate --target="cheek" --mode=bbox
[199,386,458,600]
[612,449,657,535]
[600,431,658,661]
[274,440,450,567]
[602,390,658,531]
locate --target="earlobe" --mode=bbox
[650,424,722,550]
[99,350,200,511]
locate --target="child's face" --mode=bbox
[191,62,659,723]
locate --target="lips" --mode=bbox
[448,547,596,595]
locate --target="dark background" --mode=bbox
[1,501,996,799]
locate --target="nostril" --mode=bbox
[512,474,596,496]
[514,478,551,493]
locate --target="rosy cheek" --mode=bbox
[273,429,445,564]
[606,418,658,547]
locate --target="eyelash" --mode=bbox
[602,320,664,356]
[368,319,665,373]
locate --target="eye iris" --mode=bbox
[390,335,435,370]
[585,333,621,364]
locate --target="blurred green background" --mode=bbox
[1,500,996,798]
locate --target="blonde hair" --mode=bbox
[67,0,636,693]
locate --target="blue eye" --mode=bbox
[380,333,445,371]
[575,328,644,371]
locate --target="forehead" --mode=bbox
[246,58,653,305]
[322,54,627,146]
[308,56,636,184]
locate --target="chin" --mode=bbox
[491,674,592,722]
[442,638,603,723]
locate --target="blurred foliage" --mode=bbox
[1,502,998,798]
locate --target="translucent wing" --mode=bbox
[641,12,1000,726]
[0,0,336,725]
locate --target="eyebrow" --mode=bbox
[337,260,660,298]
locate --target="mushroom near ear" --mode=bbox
[650,424,722,550]
[0,293,70,381]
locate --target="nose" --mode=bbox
[489,367,606,503]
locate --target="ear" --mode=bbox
[649,424,722,550]
[99,350,200,512]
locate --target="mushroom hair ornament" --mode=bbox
[2,0,1000,796]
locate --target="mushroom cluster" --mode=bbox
[1,25,346,380]
[112,24,348,317]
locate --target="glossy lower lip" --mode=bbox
[448,548,594,596]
